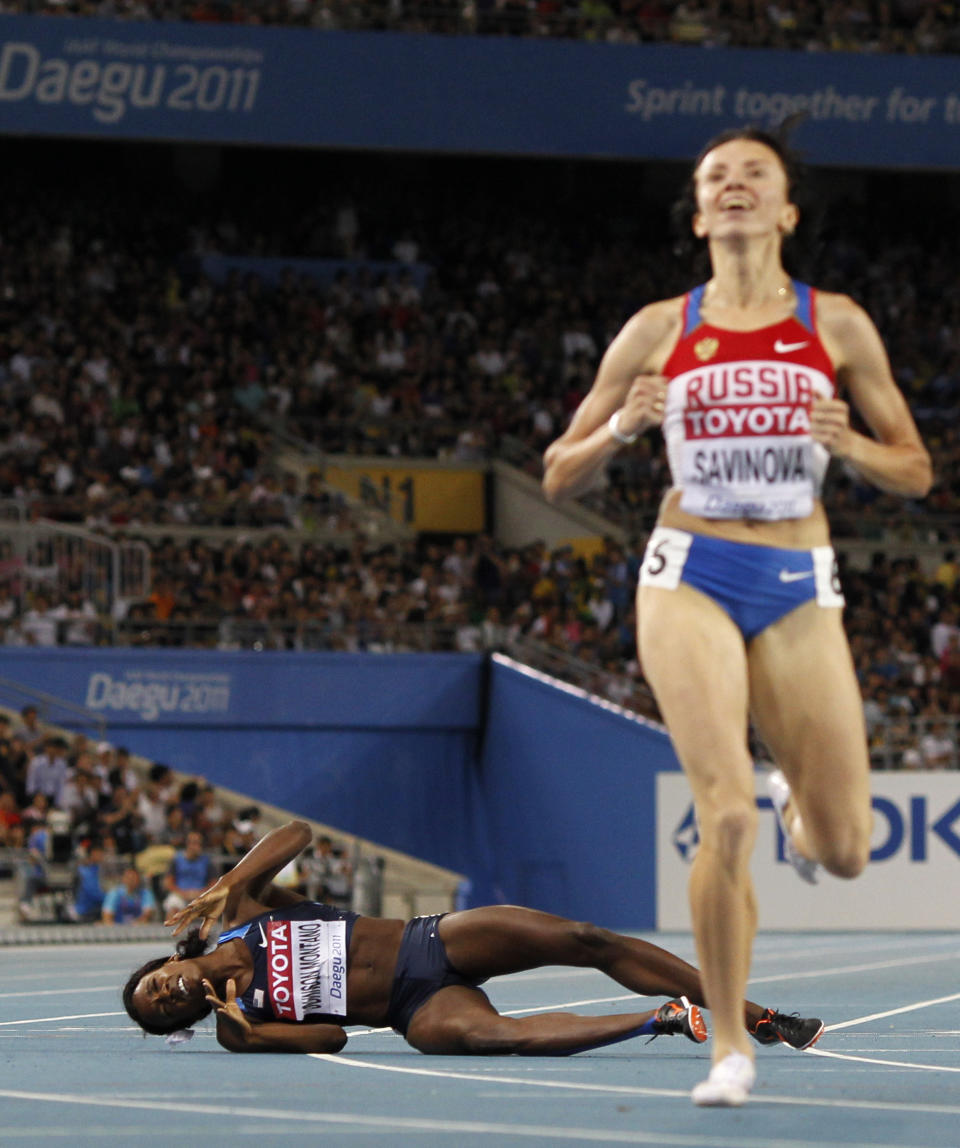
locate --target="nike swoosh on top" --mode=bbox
[779,569,815,583]
[258,923,268,948]
[773,339,810,353]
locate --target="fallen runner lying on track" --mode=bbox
[123,820,824,1056]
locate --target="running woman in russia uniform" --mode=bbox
[542,129,931,1106]
[123,819,821,1056]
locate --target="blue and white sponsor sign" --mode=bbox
[84,667,231,723]
[1,15,960,166]
[657,772,960,929]
[0,648,483,730]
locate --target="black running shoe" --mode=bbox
[749,1008,824,1050]
[652,996,708,1044]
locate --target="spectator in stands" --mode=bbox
[102,865,157,925]
[112,746,139,791]
[194,783,229,841]
[50,589,98,645]
[934,550,959,594]
[99,784,147,857]
[20,790,50,830]
[931,605,960,660]
[137,776,170,842]
[68,840,108,923]
[298,834,353,907]
[148,762,177,806]
[90,741,115,784]
[60,764,105,837]
[160,804,189,848]
[24,736,70,809]
[919,719,957,770]
[232,806,262,851]
[217,822,249,875]
[162,830,214,918]
[16,821,51,922]
[0,717,27,803]
[0,790,22,845]
[939,633,960,694]
[20,594,59,647]
[12,706,45,753]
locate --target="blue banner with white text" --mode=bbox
[1,15,960,167]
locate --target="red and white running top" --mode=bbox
[661,280,836,521]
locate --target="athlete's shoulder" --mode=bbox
[615,295,685,348]
[810,289,872,331]
[634,294,686,326]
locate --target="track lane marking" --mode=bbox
[0,986,115,1000]
[0,1084,956,1144]
[825,992,960,1032]
[313,1054,960,1115]
[0,1011,124,1027]
[807,1048,960,1073]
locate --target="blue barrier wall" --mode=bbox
[1,14,959,167]
[481,659,680,928]
[0,649,494,893]
[0,648,676,924]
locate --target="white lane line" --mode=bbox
[409,953,960,1021]
[313,1055,960,1116]
[807,1048,960,1074]
[500,951,960,1001]
[506,938,951,983]
[0,1012,124,1027]
[0,986,114,1000]
[466,953,960,1021]
[0,1086,950,1147]
[747,951,960,986]
[0,968,131,984]
[825,993,960,1032]
[750,936,958,961]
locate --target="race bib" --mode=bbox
[264,918,347,1020]
[665,362,832,521]
[639,527,693,589]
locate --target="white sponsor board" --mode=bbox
[657,772,960,930]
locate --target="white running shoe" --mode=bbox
[767,769,820,885]
[691,1051,756,1107]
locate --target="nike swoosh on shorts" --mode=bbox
[778,569,815,582]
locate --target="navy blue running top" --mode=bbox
[217,902,359,1024]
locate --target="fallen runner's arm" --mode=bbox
[207,977,348,1054]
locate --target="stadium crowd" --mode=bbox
[0,709,354,923]
[3,0,960,56]
[1,150,958,529]
[0,141,958,770]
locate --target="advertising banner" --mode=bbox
[0,15,959,167]
[0,648,483,730]
[657,772,960,930]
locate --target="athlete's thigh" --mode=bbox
[747,600,870,819]
[405,984,505,1054]
[439,905,596,979]
[638,583,755,804]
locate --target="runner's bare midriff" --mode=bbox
[341,916,406,1024]
[656,488,832,549]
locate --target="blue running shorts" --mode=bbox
[639,526,844,641]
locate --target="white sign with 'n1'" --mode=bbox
[656,772,960,930]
